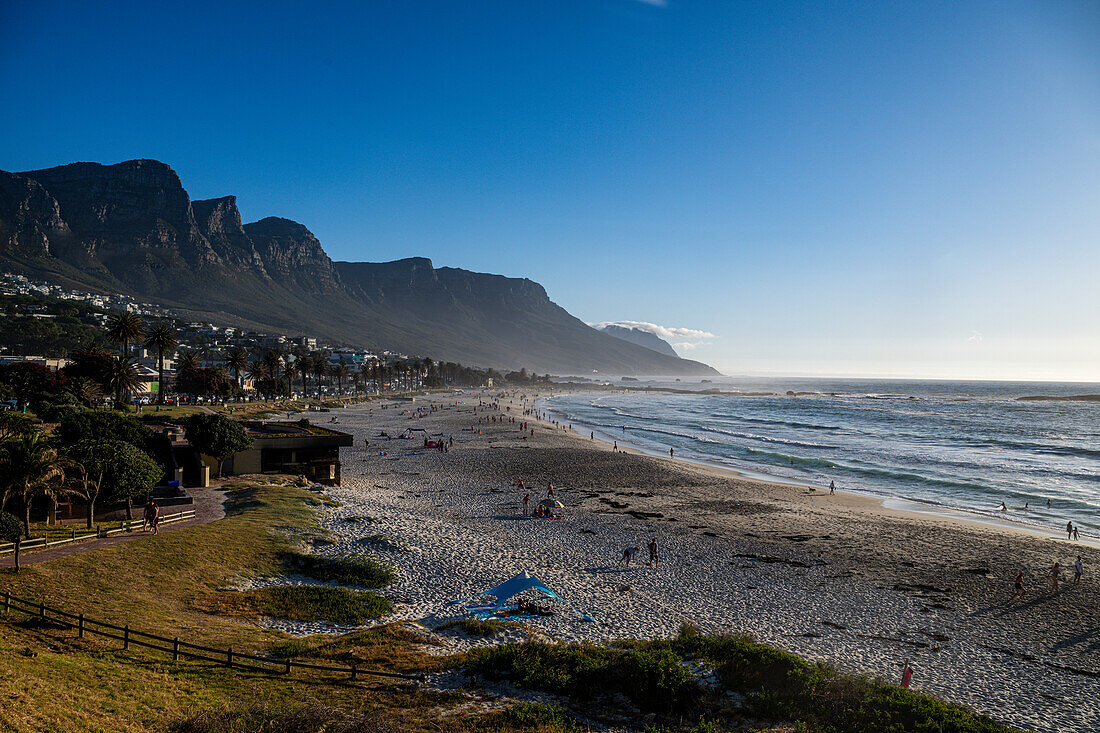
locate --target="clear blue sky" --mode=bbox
[2,1,1098,380]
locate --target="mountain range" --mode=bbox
[0,159,718,376]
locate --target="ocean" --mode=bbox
[540,378,1100,536]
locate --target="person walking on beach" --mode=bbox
[1010,570,1025,601]
[523,493,530,516]
[830,480,835,495]
[619,547,638,566]
[1073,557,1083,585]
[1073,525,1080,541]
[669,447,674,458]
[1050,561,1061,592]
[648,538,660,567]
[1067,521,1074,540]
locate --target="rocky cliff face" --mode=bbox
[242,217,341,293]
[0,171,70,257]
[17,160,217,269]
[191,196,268,275]
[0,158,719,376]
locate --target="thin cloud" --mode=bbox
[591,320,716,341]
[967,331,983,343]
[632,0,668,6]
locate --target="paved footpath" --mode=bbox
[0,486,228,569]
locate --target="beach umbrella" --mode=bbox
[540,498,564,509]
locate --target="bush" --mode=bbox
[281,552,396,588]
[470,642,698,713]
[57,408,153,450]
[438,618,510,637]
[469,631,1016,732]
[227,586,393,624]
[495,701,577,730]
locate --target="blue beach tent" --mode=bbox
[452,571,596,622]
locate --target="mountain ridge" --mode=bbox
[0,159,719,376]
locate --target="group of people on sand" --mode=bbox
[519,479,560,518]
[1010,556,1085,600]
[618,538,660,568]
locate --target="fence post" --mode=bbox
[2,592,8,614]
[226,647,233,668]
[43,534,48,548]
[285,659,291,675]
[173,637,180,661]
[123,625,130,650]
[39,602,45,618]
[350,663,357,681]
[71,529,76,541]
[77,614,84,638]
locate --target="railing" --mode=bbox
[0,510,196,556]
[0,591,424,683]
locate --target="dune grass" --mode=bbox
[437,618,512,637]
[281,551,396,588]
[199,585,393,625]
[469,623,1018,732]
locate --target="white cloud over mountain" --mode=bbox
[590,320,715,341]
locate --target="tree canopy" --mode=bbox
[183,413,252,477]
[67,438,162,508]
[57,409,153,451]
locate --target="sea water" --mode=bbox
[542,378,1100,536]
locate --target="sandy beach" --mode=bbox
[306,391,1099,733]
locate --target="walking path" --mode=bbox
[0,486,228,569]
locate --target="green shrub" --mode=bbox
[281,551,396,588]
[497,701,576,730]
[470,642,697,713]
[468,629,1016,732]
[245,586,392,624]
[438,618,510,637]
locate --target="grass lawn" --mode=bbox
[0,479,458,732]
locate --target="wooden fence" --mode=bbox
[0,591,425,683]
[0,510,196,556]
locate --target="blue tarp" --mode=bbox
[482,571,562,605]
[451,571,596,623]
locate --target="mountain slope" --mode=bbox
[596,324,680,358]
[0,159,719,376]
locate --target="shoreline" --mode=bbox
[316,392,1100,733]
[535,391,1100,549]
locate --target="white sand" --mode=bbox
[297,393,1099,733]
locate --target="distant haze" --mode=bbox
[1,1,1096,380]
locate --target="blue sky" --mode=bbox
[2,1,1098,380]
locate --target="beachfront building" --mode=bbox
[225,421,353,485]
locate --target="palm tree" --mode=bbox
[283,360,298,397]
[0,433,73,537]
[263,350,283,381]
[176,349,201,375]
[104,356,142,406]
[224,346,248,388]
[313,356,329,396]
[245,360,266,394]
[69,377,102,408]
[144,322,177,405]
[296,356,312,396]
[331,363,349,395]
[105,311,146,357]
